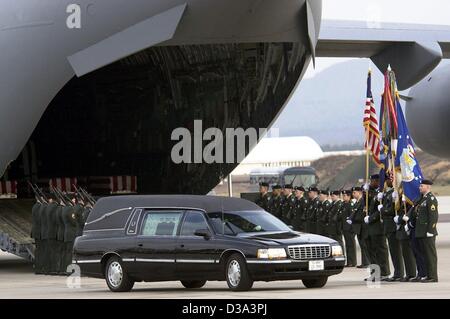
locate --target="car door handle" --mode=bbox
[138,243,143,247]
[180,244,185,248]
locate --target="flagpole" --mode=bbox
[365,124,370,216]
[364,68,372,217]
[390,150,399,215]
[390,69,399,216]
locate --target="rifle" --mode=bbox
[28,182,44,204]
[80,187,96,206]
[290,174,298,189]
[72,184,94,206]
[49,185,63,205]
[72,184,86,204]
[31,182,49,204]
[50,185,71,206]
[57,186,74,207]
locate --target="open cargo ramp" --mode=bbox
[0,200,34,261]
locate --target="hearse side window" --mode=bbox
[141,212,182,236]
[180,212,209,236]
[207,212,235,235]
[207,211,291,235]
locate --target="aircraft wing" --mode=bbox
[316,20,450,89]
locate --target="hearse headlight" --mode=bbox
[257,248,287,259]
[332,245,343,257]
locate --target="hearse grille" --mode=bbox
[287,245,331,260]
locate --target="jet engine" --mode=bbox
[406,64,450,158]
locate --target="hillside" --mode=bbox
[312,151,450,194]
[273,59,385,146]
[212,151,450,197]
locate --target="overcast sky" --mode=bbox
[270,0,450,146]
[304,0,450,78]
[323,0,450,24]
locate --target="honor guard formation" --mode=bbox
[255,174,439,283]
[29,184,95,275]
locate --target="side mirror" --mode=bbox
[194,229,211,240]
[288,225,294,230]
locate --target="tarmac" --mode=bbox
[1,222,449,299]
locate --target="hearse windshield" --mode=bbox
[207,211,291,235]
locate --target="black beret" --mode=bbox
[309,186,319,192]
[332,191,341,196]
[370,174,380,180]
[320,190,329,195]
[352,186,362,192]
[272,185,282,190]
[342,190,352,196]
[259,182,269,187]
[284,184,293,189]
[421,179,433,185]
[295,186,306,192]
[46,192,57,200]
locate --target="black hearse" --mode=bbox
[73,195,345,292]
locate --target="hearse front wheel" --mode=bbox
[302,276,328,288]
[225,253,253,291]
[105,256,135,292]
[180,280,207,289]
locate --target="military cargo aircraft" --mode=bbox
[2,1,450,195]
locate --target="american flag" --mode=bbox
[364,71,382,167]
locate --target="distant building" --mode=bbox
[231,136,324,175]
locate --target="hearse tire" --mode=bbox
[302,277,328,288]
[225,253,253,291]
[104,256,134,292]
[180,280,207,289]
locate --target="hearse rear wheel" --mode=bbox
[302,276,328,288]
[180,280,207,289]
[105,256,135,292]
[225,253,253,291]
